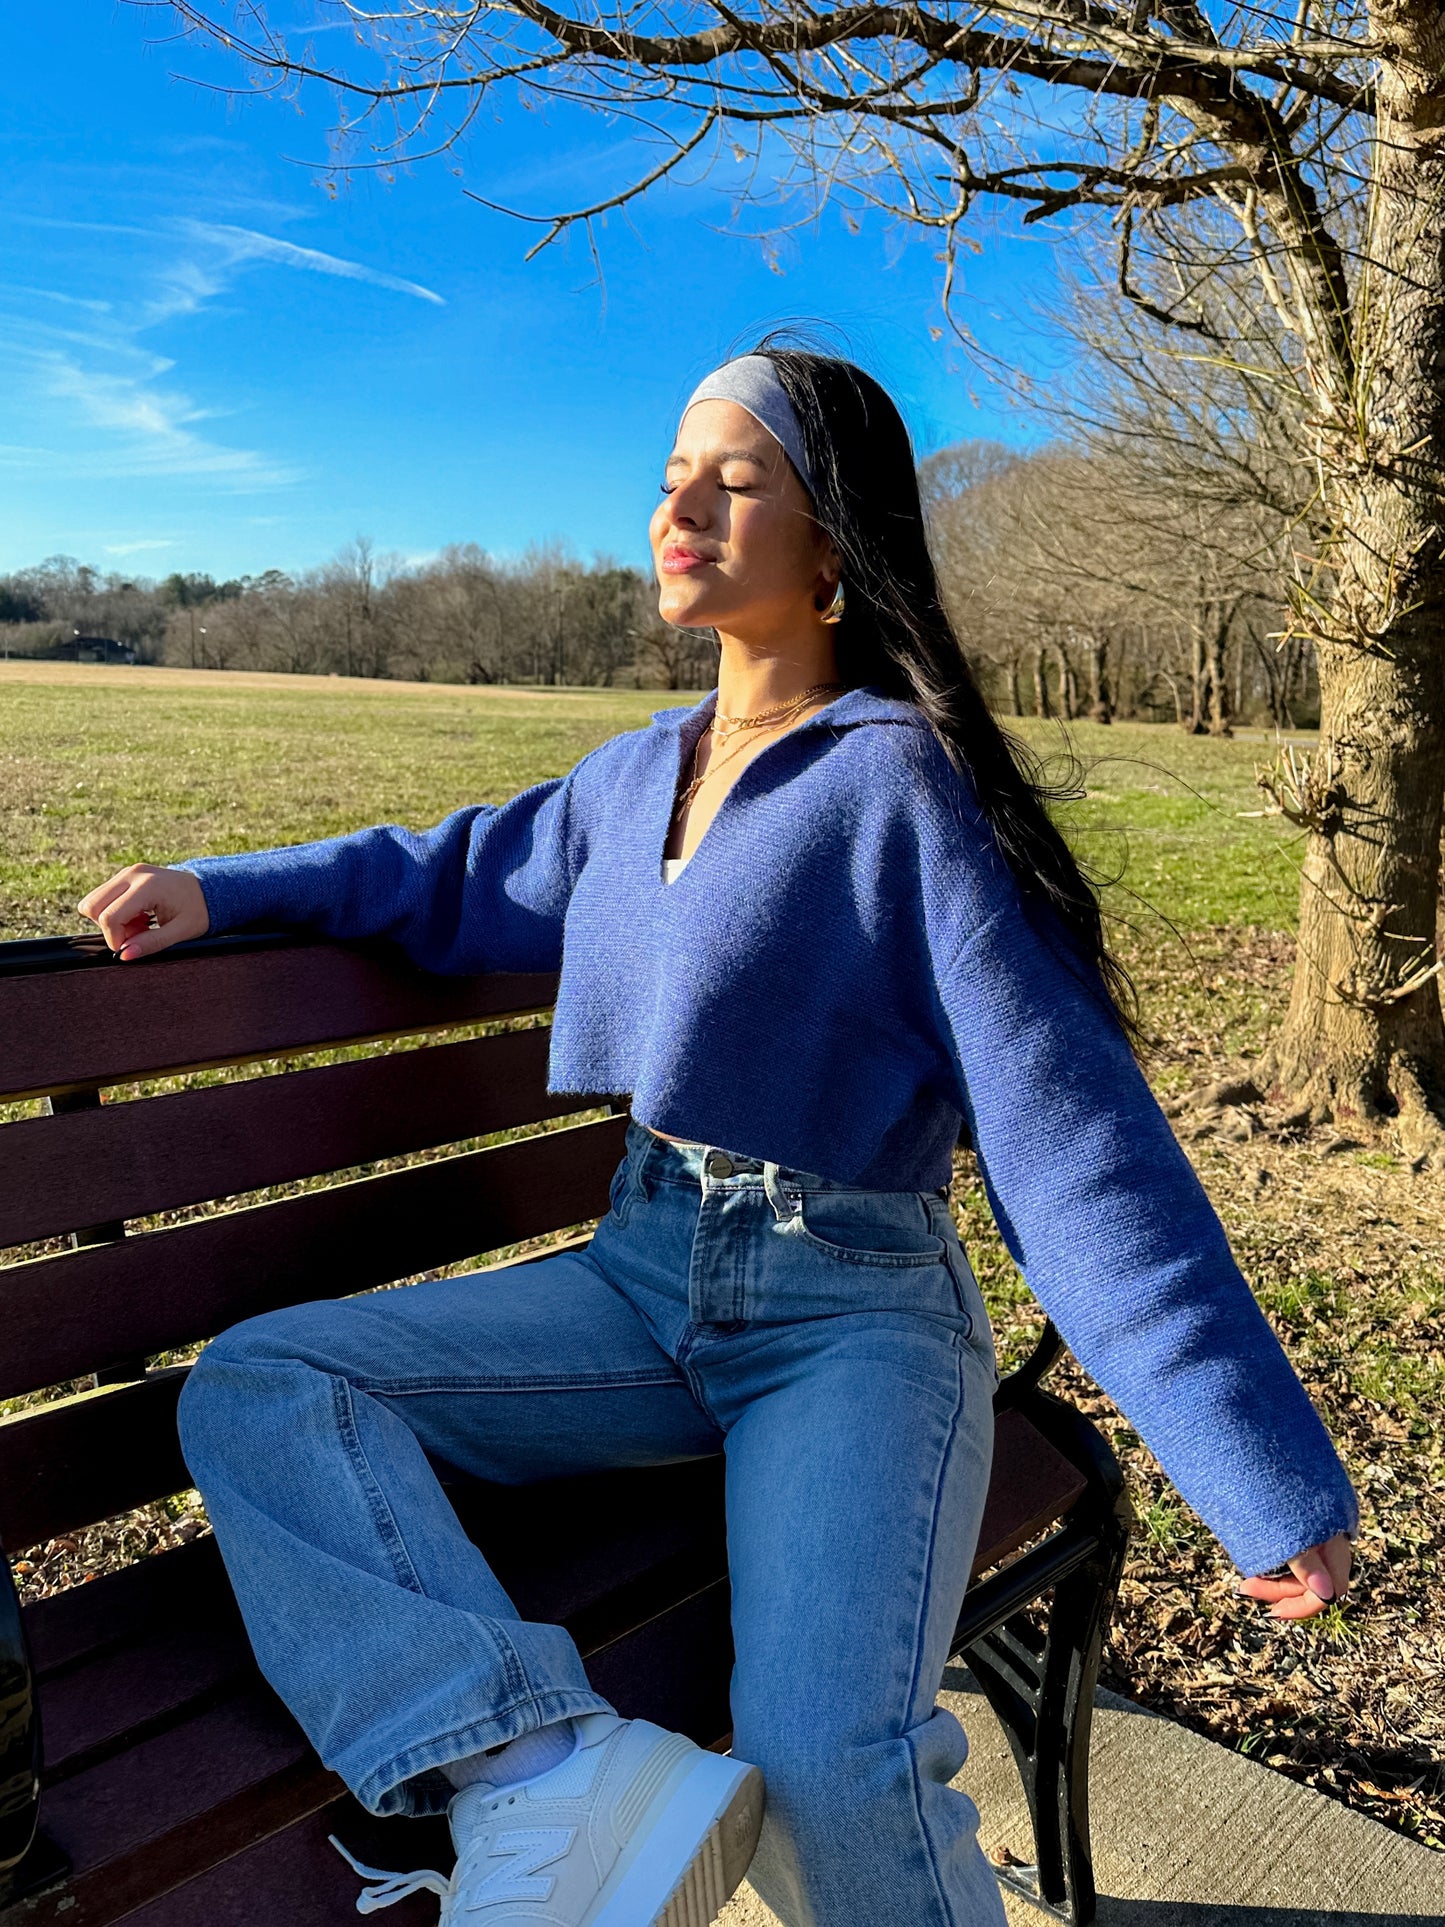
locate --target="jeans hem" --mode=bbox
[350,1686,621,1817]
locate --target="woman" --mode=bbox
[78,344,1357,1927]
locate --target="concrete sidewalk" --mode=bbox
[718,1665,1445,1925]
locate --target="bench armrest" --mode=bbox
[0,1543,41,1878]
[997,1319,1067,1405]
[996,1321,1133,1533]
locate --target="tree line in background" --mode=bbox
[922,449,1314,735]
[0,437,1316,731]
[0,543,716,694]
[921,272,1321,737]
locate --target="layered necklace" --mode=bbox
[670,680,845,831]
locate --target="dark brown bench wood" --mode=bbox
[0,933,1130,1927]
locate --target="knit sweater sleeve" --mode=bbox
[932,897,1358,1578]
[173,772,581,976]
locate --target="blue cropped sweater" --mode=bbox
[179,681,1358,1576]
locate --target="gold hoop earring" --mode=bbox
[819,580,846,625]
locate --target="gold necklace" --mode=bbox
[711,680,846,742]
[670,682,846,827]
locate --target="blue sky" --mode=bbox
[1,3,1068,578]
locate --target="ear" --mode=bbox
[813,562,843,616]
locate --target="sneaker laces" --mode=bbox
[328,1833,455,1917]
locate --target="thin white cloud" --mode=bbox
[103,538,177,555]
[141,253,229,330]
[487,134,644,202]
[9,216,158,240]
[5,286,113,315]
[182,221,446,306]
[15,349,301,486]
[1,203,443,490]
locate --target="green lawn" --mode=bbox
[0,664,1311,946]
[1,670,661,940]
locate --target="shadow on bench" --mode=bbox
[0,932,1131,1927]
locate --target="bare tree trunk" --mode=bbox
[1114,630,1132,720]
[1266,26,1445,1145]
[1087,636,1113,724]
[1280,639,1306,729]
[1254,632,1306,731]
[1206,614,1232,737]
[1252,634,1284,729]
[1054,641,1079,720]
[1186,629,1208,733]
[1033,647,1052,719]
[1159,671,1185,728]
[1007,657,1023,716]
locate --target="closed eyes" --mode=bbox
[658,481,755,495]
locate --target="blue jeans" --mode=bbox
[177,1120,1005,1927]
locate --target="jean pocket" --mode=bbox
[928,1206,997,1366]
[607,1155,638,1226]
[788,1189,949,1269]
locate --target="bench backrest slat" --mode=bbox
[0,1371,189,1554]
[0,942,558,1105]
[0,1027,573,1250]
[0,1117,624,1410]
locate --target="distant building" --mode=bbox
[49,635,138,665]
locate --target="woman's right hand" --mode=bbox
[78,865,210,962]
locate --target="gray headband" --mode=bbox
[682,354,814,495]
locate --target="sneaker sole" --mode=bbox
[587,1751,765,1927]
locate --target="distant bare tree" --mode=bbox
[389,545,509,683]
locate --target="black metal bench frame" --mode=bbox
[0,931,1130,1926]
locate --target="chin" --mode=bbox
[658,586,725,629]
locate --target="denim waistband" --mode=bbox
[624,1117,946,1198]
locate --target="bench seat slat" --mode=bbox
[0,943,558,1106]
[0,1116,625,1413]
[0,1371,190,1558]
[26,1535,231,1680]
[117,1798,446,1927]
[40,1615,253,1787]
[974,1409,1088,1575]
[0,1028,587,1252]
[17,1697,337,1927]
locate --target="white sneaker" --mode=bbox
[329,1711,765,1924]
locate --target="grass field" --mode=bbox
[2,662,1441,1849]
[1,660,1306,949]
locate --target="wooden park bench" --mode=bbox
[0,930,1131,1927]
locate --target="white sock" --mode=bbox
[443,1717,577,1793]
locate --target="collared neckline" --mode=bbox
[647,681,929,735]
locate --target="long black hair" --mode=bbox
[754,337,1141,1046]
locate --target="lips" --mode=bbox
[661,548,716,574]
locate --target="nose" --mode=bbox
[662,471,713,532]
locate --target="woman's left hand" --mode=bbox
[1237,1532,1353,1621]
